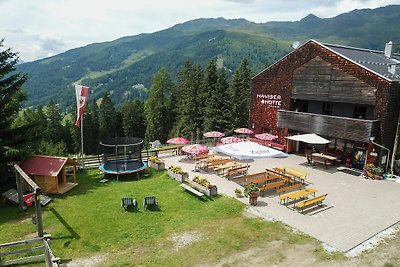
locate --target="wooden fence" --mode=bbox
[0,235,59,266]
[78,150,157,170]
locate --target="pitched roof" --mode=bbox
[318,40,400,82]
[252,39,400,82]
[19,155,68,177]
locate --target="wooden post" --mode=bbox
[34,188,44,237]
[15,172,26,211]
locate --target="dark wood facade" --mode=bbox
[250,40,400,151]
[278,110,379,143]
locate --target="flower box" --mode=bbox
[188,180,218,197]
[167,169,189,182]
[149,161,165,171]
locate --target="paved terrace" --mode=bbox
[161,153,400,252]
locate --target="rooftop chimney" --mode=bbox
[384,41,394,58]
[388,63,398,76]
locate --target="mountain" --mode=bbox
[16,5,400,110]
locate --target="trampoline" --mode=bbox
[99,137,147,178]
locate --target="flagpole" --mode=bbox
[80,114,84,168]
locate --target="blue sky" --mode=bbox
[1,0,399,62]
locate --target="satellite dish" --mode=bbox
[291,41,300,49]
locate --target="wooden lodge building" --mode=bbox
[250,39,400,168]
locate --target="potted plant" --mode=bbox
[244,183,260,206]
[167,165,188,182]
[148,156,165,170]
[364,164,383,180]
[234,188,243,198]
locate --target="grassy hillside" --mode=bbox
[15,5,400,110]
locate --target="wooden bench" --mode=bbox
[226,165,249,180]
[242,171,266,180]
[151,145,183,157]
[295,194,328,213]
[194,153,212,160]
[276,183,303,196]
[271,167,306,184]
[205,159,232,171]
[263,141,286,151]
[258,180,286,196]
[180,183,205,198]
[266,168,296,184]
[283,166,308,182]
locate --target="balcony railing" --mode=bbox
[278,110,379,142]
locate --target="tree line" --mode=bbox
[0,40,252,184]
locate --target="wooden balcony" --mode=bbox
[278,110,379,142]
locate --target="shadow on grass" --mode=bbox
[49,207,80,240]
[0,202,30,225]
[55,168,156,200]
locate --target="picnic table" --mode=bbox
[311,153,337,168]
[213,161,241,175]
[279,188,317,206]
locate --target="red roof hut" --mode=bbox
[18,155,78,194]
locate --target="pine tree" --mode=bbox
[0,39,27,182]
[216,69,231,132]
[202,59,219,132]
[121,98,145,139]
[172,61,203,139]
[99,93,117,141]
[82,100,100,154]
[145,68,174,143]
[229,59,252,130]
[44,100,65,144]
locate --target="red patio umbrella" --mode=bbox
[221,136,244,144]
[234,128,254,134]
[182,144,209,155]
[203,131,225,138]
[166,137,190,145]
[255,133,278,141]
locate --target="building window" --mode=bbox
[261,128,272,134]
[322,103,333,115]
[354,105,367,119]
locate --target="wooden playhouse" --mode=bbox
[18,155,78,194]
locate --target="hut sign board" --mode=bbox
[257,94,282,108]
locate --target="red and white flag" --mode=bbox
[75,84,89,128]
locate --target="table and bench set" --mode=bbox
[194,154,249,179]
[307,152,341,168]
[231,165,328,213]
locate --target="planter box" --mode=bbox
[149,161,166,171]
[188,180,218,197]
[167,169,189,182]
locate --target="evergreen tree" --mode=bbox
[44,100,65,144]
[99,93,117,141]
[81,100,100,154]
[229,59,252,130]
[121,98,145,139]
[69,108,80,153]
[215,69,231,132]
[145,68,174,143]
[172,61,203,139]
[13,107,46,152]
[0,39,28,182]
[202,59,219,132]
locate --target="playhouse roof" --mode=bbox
[19,155,70,177]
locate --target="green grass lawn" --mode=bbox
[0,169,336,266]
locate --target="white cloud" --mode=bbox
[0,0,400,61]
